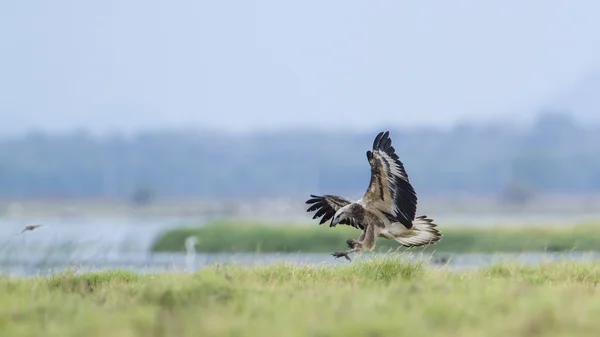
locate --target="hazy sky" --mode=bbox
[1,0,600,135]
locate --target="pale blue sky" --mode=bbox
[1,0,600,135]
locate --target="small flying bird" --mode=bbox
[20,225,43,234]
[305,131,442,261]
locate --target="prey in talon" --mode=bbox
[305,131,443,262]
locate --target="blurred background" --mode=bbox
[2,0,600,276]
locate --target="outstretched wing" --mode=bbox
[361,131,417,229]
[305,194,364,230]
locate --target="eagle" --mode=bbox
[305,131,441,261]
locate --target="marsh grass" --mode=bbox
[1,258,600,336]
[151,220,600,253]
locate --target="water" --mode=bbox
[1,214,600,277]
[0,215,194,276]
[3,250,600,277]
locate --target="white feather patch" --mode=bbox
[389,216,441,248]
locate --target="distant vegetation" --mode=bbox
[0,111,599,199]
[150,220,600,254]
[3,259,600,336]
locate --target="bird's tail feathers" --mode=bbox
[393,215,442,248]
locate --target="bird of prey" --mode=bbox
[305,131,441,261]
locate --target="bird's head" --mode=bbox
[331,205,352,227]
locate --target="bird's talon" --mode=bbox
[331,252,352,261]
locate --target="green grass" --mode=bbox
[3,258,600,336]
[151,220,600,253]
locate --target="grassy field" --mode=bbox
[2,258,600,336]
[151,220,600,253]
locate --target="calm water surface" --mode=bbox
[1,214,599,277]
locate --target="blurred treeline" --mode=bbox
[0,111,598,199]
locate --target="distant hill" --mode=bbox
[0,112,599,199]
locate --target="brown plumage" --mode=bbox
[20,225,43,233]
[306,131,442,261]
